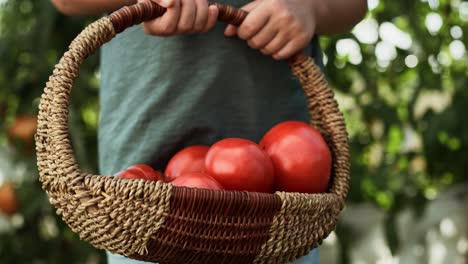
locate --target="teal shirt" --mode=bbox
[99,1,322,262]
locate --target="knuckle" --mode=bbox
[143,24,163,36]
[261,44,276,55]
[289,21,301,32]
[159,24,176,35]
[239,23,255,39]
[194,21,206,32]
[202,22,215,32]
[196,0,208,7]
[248,38,263,49]
[273,51,286,60]
[296,31,311,46]
[277,9,293,22]
[178,23,192,33]
[193,25,204,32]
[273,55,283,60]
[261,48,273,55]
[271,0,285,11]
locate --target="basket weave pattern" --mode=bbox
[35,2,350,263]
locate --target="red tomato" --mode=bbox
[205,138,274,193]
[165,145,210,182]
[259,121,332,193]
[0,183,18,216]
[116,164,164,182]
[171,172,224,190]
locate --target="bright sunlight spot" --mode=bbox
[449,40,466,60]
[457,237,468,254]
[336,38,363,65]
[429,242,447,264]
[323,231,338,245]
[368,0,380,10]
[353,18,379,44]
[437,51,451,66]
[460,2,468,21]
[10,214,24,229]
[450,26,463,39]
[375,41,397,66]
[439,218,456,238]
[425,12,443,35]
[405,55,419,68]
[379,22,412,50]
[427,0,440,9]
[376,257,400,264]
[322,53,328,65]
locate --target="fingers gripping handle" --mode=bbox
[109,0,248,33]
[109,1,306,65]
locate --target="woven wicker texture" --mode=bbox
[35,17,173,257]
[36,2,350,263]
[253,55,350,263]
[131,188,282,263]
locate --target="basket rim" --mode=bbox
[84,173,343,203]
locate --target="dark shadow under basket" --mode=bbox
[35,1,350,263]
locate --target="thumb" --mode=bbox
[152,0,175,8]
[224,0,261,37]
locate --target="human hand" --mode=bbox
[138,0,219,36]
[224,0,318,60]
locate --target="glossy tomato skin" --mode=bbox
[171,172,224,190]
[117,164,164,182]
[205,138,274,193]
[259,121,332,193]
[165,145,210,182]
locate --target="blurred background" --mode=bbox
[0,0,466,263]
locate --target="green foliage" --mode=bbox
[319,0,467,260]
[0,0,104,263]
[0,0,466,263]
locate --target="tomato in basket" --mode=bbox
[171,172,224,190]
[116,164,164,182]
[165,145,210,182]
[205,138,274,193]
[260,121,332,193]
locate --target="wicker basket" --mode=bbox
[35,1,350,263]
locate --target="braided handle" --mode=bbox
[109,0,306,63]
[110,1,248,33]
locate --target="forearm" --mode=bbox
[51,0,137,16]
[313,0,367,35]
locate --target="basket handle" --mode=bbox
[108,0,306,64]
[110,1,247,32]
